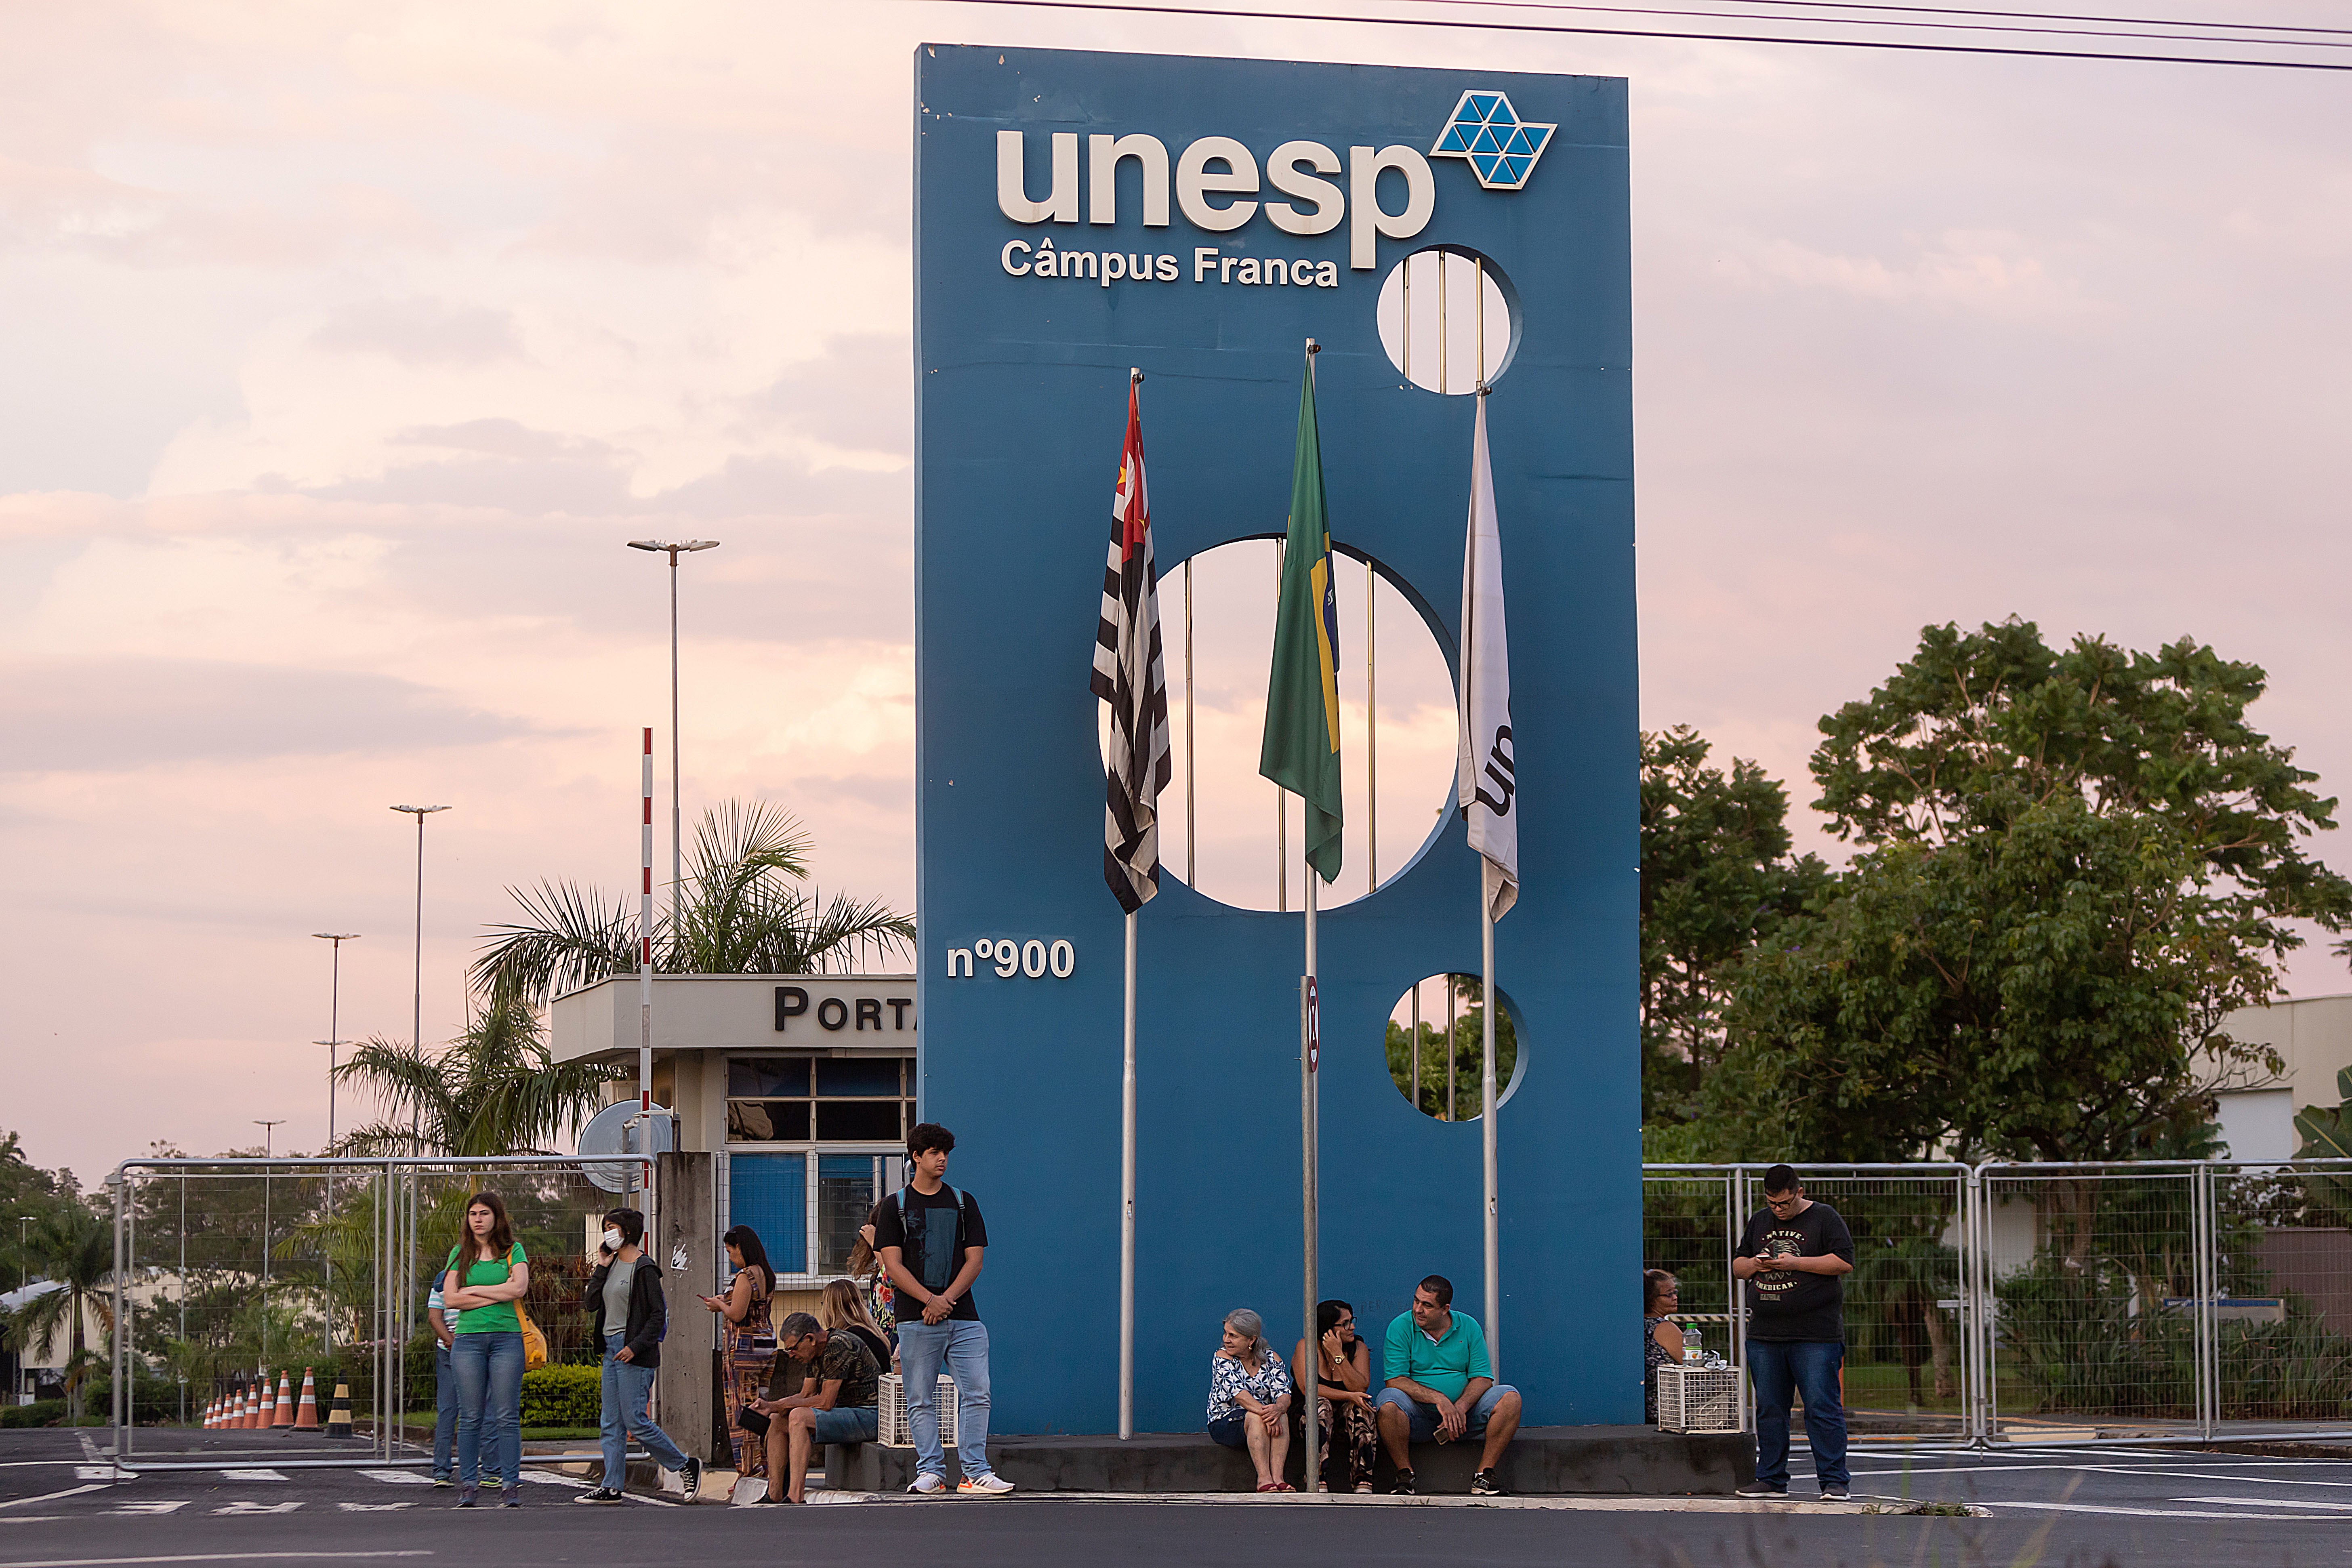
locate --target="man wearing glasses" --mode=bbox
[1731,1165,1854,1501]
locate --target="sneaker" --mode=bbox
[456,1488,478,1508]
[501,1490,521,1508]
[1470,1469,1506,1497]
[432,1476,452,1489]
[574,1488,625,1505]
[1385,1469,1416,1496]
[908,1473,947,1495]
[680,1457,703,1503]
[1821,1484,1851,1501]
[1735,1481,1787,1499]
[958,1473,1016,1496]
[1354,1481,1373,1494]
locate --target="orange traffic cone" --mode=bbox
[294,1368,319,1430]
[245,1378,263,1428]
[201,1396,214,1429]
[272,1371,294,1427]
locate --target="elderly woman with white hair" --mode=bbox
[1207,1307,1296,1492]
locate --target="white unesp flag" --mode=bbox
[1457,393,1518,923]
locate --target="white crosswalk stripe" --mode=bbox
[212,1500,303,1514]
[219,1469,289,1482]
[357,1470,433,1485]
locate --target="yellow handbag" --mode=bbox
[509,1246,549,1370]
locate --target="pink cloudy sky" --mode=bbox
[5,3,2349,1183]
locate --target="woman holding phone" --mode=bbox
[700,1224,778,1480]
[442,1190,530,1507]
[1292,1299,1376,1492]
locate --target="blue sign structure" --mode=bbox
[914,44,1637,1433]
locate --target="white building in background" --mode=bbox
[2215,993,2352,1163]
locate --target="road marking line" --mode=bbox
[75,1467,132,1482]
[337,1503,414,1512]
[2083,1466,2352,1489]
[105,1503,188,1516]
[218,1470,289,1482]
[2179,1494,2352,1511]
[211,1501,303,1515]
[0,1554,432,1566]
[1993,1500,2350,1521]
[356,1471,432,1485]
[0,1484,107,1511]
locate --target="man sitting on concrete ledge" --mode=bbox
[1374,1274,1520,1497]
[750,1312,881,1503]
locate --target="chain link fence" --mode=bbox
[104,1155,659,1471]
[1648,1159,2352,1445]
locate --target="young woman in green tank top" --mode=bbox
[442,1190,530,1507]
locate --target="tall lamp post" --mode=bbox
[254,1118,284,1368]
[309,934,360,1151]
[390,805,451,1152]
[626,539,719,936]
[310,933,357,1358]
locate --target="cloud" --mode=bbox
[0,657,533,771]
[311,298,525,366]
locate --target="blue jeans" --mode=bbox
[600,1332,688,1489]
[896,1319,992,1481]
[433,1343,459,1481]
[1748,1339,1848,1490]
[1373,1382,1518,1444]
[451,1330,524,1494]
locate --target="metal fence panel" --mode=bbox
[106,1156,654,1473]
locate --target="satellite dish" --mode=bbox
[577,1100,675,1193]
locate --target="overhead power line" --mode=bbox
[928,0,2352,71]
[1396,0,2352,51]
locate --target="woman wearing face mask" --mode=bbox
[575,1208,700,1505]
[698,1225,778,1481]
[1292,1299,1377,1492]
[440,1191,529,1507]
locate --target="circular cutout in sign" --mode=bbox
[1374,246,1518,395]
[1383,973,1520,1122]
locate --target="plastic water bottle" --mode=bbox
[1684,1326,1703,1364]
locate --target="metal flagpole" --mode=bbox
[1481,903,1500,1373]
[1120,906,1138,1439]
[1300,838,1320,1493]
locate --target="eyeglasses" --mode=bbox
[1764,1193,1803,1211]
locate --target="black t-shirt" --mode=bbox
[1739,1200,1854,1343]
[870,1185,988,1323]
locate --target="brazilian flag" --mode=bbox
[1259,353,1343,885]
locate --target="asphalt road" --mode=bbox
[4,1429,2349,1568]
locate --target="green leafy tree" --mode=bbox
[334,989,622,1158]
[5,1200,115,1421]
[474,801,914,1005]
[2292,1066,2352,1225]
[1639,727,1826,1126]
[1709,620,2352,1171]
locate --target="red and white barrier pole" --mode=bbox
[639,727,655,1198]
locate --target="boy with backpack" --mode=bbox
[871,1123,1012,1495]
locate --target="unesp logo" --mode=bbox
[1430,91,1555,192]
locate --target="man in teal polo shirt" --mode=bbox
[1375,1274,1521,1495]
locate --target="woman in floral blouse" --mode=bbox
[1206,1307,1295,1492]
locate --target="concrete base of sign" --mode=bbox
[819,1426,1752,1496]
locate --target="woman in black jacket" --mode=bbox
[574,1207,702,1505]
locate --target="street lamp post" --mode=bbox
[254,1118,284,1368]
[309,934,360,1152]
[310,933,357,1360]
[389,806,451,1152]
[626,539,719,938]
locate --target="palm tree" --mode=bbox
[6,1200,116,1421]
[333,989,623,1158]
[473,799,914,1004]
